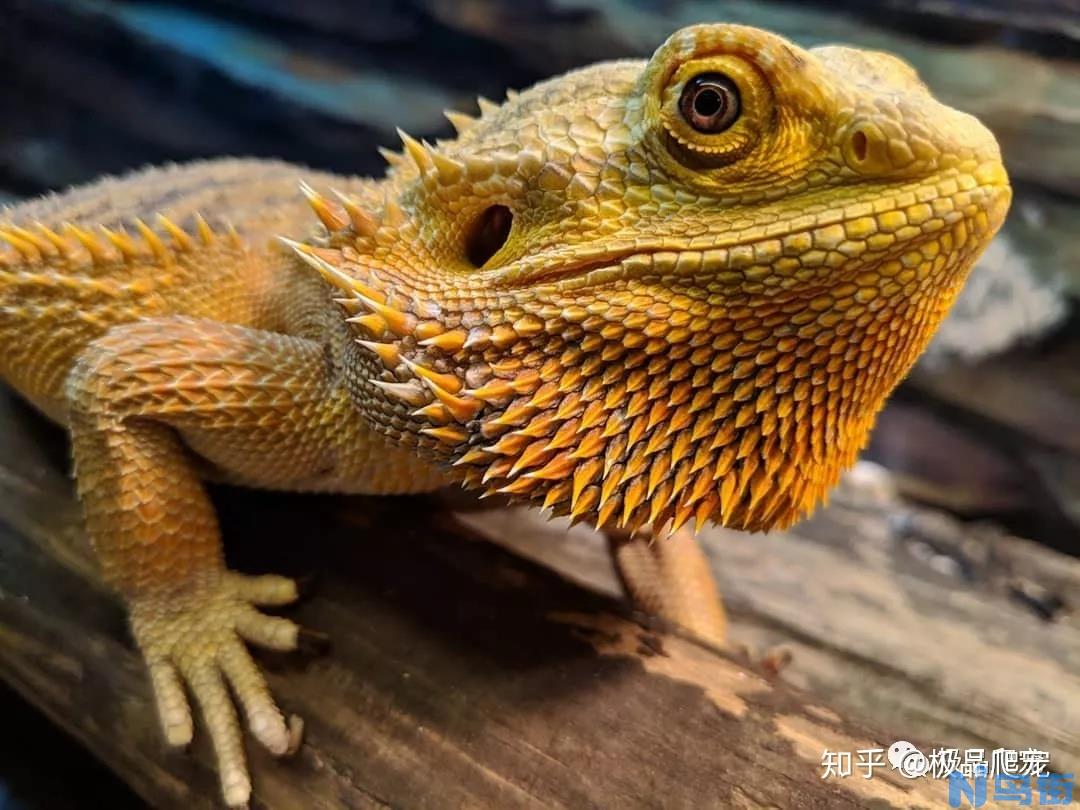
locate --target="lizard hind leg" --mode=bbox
[66,316,351,806]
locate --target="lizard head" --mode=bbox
[291,22,1010,533]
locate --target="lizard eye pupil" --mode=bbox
[465,204,512,268]
[680,73,740,134]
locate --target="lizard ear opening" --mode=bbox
[465,204,513,268]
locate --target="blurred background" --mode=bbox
[0,0,1078,806]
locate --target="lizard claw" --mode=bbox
[131,571,307,807]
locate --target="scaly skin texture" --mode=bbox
[0,24,1008,806]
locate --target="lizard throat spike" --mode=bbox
[279,237,356,292]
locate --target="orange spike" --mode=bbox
[695,494,719,529]
[133,219,170,262]
[509,439,552,476]
[604,435,628,477]
[63,222,111,264]
[383,195,407,227]
[353,293,413,337]
[193,213,215,245]
[567,428,604,460]
[0,228,41,262]
[597,491,622,529]
[9,226,53,257]
[626,416,648,449]
[100,226,140,260]
[670,503,695,535]
[719,473,738,523]
[554,392,584,421]
[420,329,467,353]
[497,477,540,496]
[157,214,196,251]
[579,400,606,431]
[349,313,389,337]
[689,469,715,504]
[455,447,494,467]
[647,455,670,497]
[571,458,602,507]
[643,428,670,457]
[378,146,404,168]
[482,403,536,432]
[414,403,451,424]
[481,457,514,484]
[649,481,675,526]
[526,452,577,481]
[371,379,427,407]
[355,339,401,367]
[299,181,348,231]
[331,190,380,239]
[397,128,433,173]
[622,477,647,527]
[645,400,670,432]
[427,384,484,423]
[485,432,530,457]
[515,411,558,441]
[570,485,600,522]
[422,426,468,445]
[34,223,71,256]
[671,431,693,465]
[666,400,695,432]
[600,410,627,440]
[542,480,573,511]
[466,379,515,403]
[413,320,444,342]
[542,418,582,453]
[402,358,464,394]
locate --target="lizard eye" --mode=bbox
[679,73,740,134]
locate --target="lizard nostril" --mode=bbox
[465,204,513,268]
[843,123,890,174]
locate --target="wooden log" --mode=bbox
[459,465,1080,780]
[0,389,1006,809]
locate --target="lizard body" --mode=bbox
[0,24,1009,805]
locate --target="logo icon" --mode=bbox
[888,741,929,778]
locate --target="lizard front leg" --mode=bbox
[66,316,348,806]
[606,527,728,649]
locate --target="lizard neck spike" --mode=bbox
[330,189,380,240]
[299,181,348,233]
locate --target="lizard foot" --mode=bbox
[130,571,305,807]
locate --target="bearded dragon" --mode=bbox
[0,23,1009,807]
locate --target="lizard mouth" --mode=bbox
[507,170,1010,292]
